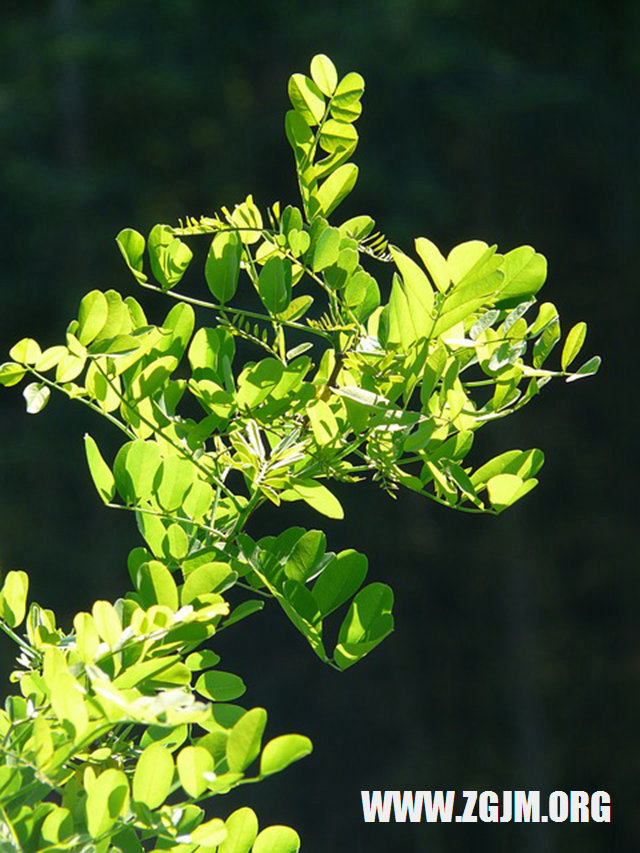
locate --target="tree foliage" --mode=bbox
[0,54,598,851]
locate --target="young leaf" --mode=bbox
[154,456,196,512]
[288,74,325,125]
[77,290,109,345]
[206,231,242,304]
[252,826,301,853]
[496,246,547,307]
[330,72,365,123]
[86,769,130,839]
[116,228,147,284]
[415,236,449,293]
[220,808,259,853]
[334,583,394,669]
[177,745,214,798]
[113,440,162,504]
[310,54,338,97]
[136,560,179,610]
[84,434,116,503]
[260,735,312,777]
[148,224,193,290]
[566,355,601,382]
[306,399,339,446]
[226,708,268,772]
[288,480,344,519]
[561,321,587,371]
[258,257,292,314]
[10,338,42,365]
[312,550,368,618]
[195,670,246,702]
[486,473,526,510]
[133,743,174,809]
[313,163,358,217]
[0,362,26,387]
[0,570,29,628]
[312,227,341,271]
[191,819,228,847]
[23,382,50,414]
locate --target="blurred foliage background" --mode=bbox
[0,1,638,850]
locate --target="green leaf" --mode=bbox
[533,319,560,367]
[318,119,358,155]
[136,560,179,610]
[182,562,235,604]
[227,708,268,772]
[529,302,558,337]
[343,271,380,322]
[116,228,147,284]
[41,807,73,844]
[113,440,162,504]
[312,226,341,271]
[133,743,174,809]
[0,362,26,387]
[496,246,547,307]
[158,302,195,361]
[86,768,130,839]
[224,599,264,627]
[0,570,29,628]
[446,241,493,283]
[415,237,449,293]
[284,530,326,582]
[206,231,242,304]
[288,74,325,125]
[148,224,193,290]
[566,354,601,382]
[195,670,246,702]
[387,247,434,347]
[258,257,292,314]
[177,745,214,798]
[92,600,122,646]
[253,826,301,853]
[191,819,228,847]
[220,808,259,853]
[236,358,283,409]
[260,735,312,776]
[163,523,189,560]
[306,398,339,445]
[285,110,314,161]
[77,290,109,345]
[10,338,42,365]
[153,455,196,512]
[23,382,50,414]
[278,295,314,323]
[486,473,525,509]
[84,434,115,503]
[313,163,358,217]
[310,54,338,96]
[186,650,221,671]
[188,326,235,376]
[312,550,367,618]
[471,450,524,487]
[289,480,344,519]
[340,215,374,241]
[330,72,365,123]
[334,582,394,669]
[231,195,263,245]
[338,583,394,645]
[561,321,587,371]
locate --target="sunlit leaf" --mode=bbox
[260,734,312,776]
[133,743,174,809]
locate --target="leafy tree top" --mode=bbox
[0,54,599,852]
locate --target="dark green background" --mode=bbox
[1,2,637,850]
